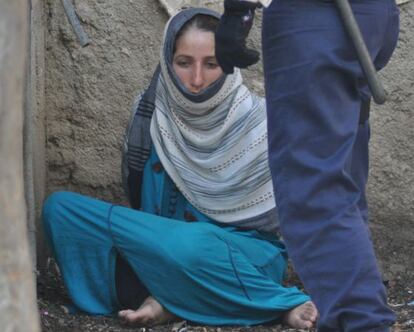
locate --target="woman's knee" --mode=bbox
[42,191,76,226]
[167,225,225,268]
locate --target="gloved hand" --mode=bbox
[215,0,261,74]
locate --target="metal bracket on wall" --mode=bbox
[61,0,90,47]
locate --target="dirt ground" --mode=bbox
[37,260,414,332]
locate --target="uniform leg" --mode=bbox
[352,120,370,224]
[262,0,399,331]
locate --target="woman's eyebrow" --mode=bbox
[173,55,217,61]
[173,54,192,59]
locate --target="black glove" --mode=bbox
[215,0,261,74]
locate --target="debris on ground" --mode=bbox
[38,261,414,332]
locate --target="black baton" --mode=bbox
[334,0,387,104]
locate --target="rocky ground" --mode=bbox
[37,260,414,332]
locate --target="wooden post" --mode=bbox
[0,1,41,331]
[25,0,48,273]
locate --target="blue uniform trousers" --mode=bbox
[262,0,399,331]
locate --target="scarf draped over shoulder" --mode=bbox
[124,8,277,228]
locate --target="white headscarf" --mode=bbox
[150,8,275,223]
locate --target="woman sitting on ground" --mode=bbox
[42,7,317,329]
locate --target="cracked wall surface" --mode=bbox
[369,1,414,278]
[45,0,168,203]
[44,0,413,277]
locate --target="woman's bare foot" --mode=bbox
[118,296,178,327]
[283,301,318,329]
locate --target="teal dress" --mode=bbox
[42,147,310,325]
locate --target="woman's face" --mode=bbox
[173,28,223,94]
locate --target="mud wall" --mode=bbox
[43,0,413,277]
[369,1,414,278]
[45,0,168,203]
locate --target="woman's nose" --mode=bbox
[190,65,204,91]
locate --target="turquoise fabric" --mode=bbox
[140,146,214,223]
[42,148,310,325]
